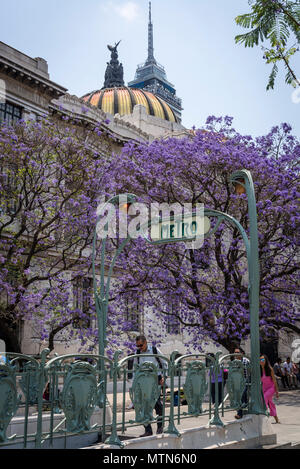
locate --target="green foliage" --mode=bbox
[235,0,300,89]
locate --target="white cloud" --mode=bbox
[108,1,140,22]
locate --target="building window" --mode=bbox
[125,295,140,332]
[72,277,92,328]
[0,102,22,125]
[0,165,18,215]
[164,304,180,335]
[166,307,181,335]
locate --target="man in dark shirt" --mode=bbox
[234,347,250,419]
[133,335,166,437]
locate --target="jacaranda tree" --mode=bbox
[1,116,299,356]
[101,116,300,353]
[0,117,112,352]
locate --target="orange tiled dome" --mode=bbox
[81,86,178,123]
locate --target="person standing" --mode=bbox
[260,354,280,423]
[234,347,250,419]
[132,335,167,437]
[283,357,298,389]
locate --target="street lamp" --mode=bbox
[233,177,246,195]
[230,169,266,415]
[92,193,137,359]
[92,169,266,423]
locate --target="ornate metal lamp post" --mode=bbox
[230,169,265,415]
[92,169,266,426]
[92,193,137,359]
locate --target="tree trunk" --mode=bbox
[218,336,241,354]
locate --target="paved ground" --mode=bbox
[107,388,300,447]
[269,389,300,446]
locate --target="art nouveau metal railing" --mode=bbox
[0,350,253,449]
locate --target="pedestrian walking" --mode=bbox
[234,347,250,420]
[260,354,280,424]
[132,335,167,437]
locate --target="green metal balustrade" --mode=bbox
[0,350,255,449]
[0,169,267,448]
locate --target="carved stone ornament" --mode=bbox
[60,361,98,433]
[129,361,161,425]
[227,359,246,409]
[0,364,18,442]
[183,360,207,416]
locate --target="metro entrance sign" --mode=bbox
[150,213,211,244]
[92,169,266,446]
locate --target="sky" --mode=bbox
[1,0,299,137]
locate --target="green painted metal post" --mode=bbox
[230,170,266,415]
[165,351,180,436]
[35,348,49,448]
[105,351,123,447]
[92,194,137,360]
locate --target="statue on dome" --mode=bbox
[103,41,124,88]
[107,40,121,57]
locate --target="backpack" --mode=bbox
[136,345,163,370]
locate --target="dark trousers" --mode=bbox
[144,398,163,434]
[211,382,224,405]
[237,385,249,417]
[279,374,289,388]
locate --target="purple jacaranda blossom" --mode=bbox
[99,117,299,353]
[0,117,111,352]
[1,116,299,356]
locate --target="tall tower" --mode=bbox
[146,1,155,65]
[128,2,182,122]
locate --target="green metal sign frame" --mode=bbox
[92,168,266,445]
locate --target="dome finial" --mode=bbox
[103,40,125,88]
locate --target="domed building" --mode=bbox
[52,31,187,143]
[82,86,178,124]
[76,3,187,142]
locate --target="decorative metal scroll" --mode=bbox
[19,362,43,405]
[0,363,18,442]
[97,380,106,409]
[183,361,207,416]
[227,360,246,409]
[60,361,98,433]
[129,362,161,425]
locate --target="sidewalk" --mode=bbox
[268,389,300,446]
[107,388,300,447]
